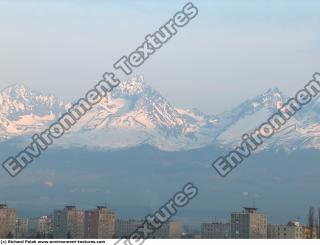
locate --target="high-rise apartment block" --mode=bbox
[231,207,267,239]
[0,204,16,238]
[29,215,53,238]
[53,206,84,238]
[84,206,115,239]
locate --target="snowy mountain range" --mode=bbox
[1,75,320,151]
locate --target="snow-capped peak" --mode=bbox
[0,84,66,137]
[2,84,29,95]
[114,75,148,97]
[1,78,320,152]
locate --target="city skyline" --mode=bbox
[2,203,320,239]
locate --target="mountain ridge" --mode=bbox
[0,75,319,151]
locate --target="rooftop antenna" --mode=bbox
[252,197,256,208]
[212,216,216,223]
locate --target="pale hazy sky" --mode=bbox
[0,0,319,114]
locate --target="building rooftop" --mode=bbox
[97,206,107,209]
[0,204,8,209]
[64,205,76,210]
[243,207,258,213]
[287,221,301,227]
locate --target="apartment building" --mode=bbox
[28,215,53,238]
[0,204,16,238]
[267,221,304,239]
[152,221,182,239]
[53,206,84,238]
[16,218,29,238]
[201,222,230,238]
[231,207,267,239]
[115,219,181,239]
[84,206,115,238]
[268,221,304,239]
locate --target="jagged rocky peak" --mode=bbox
[261,87,286,103]
[241,87,287,112]
[114,75,148,97]
[2,84,29,95]
[0,83,65,119]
